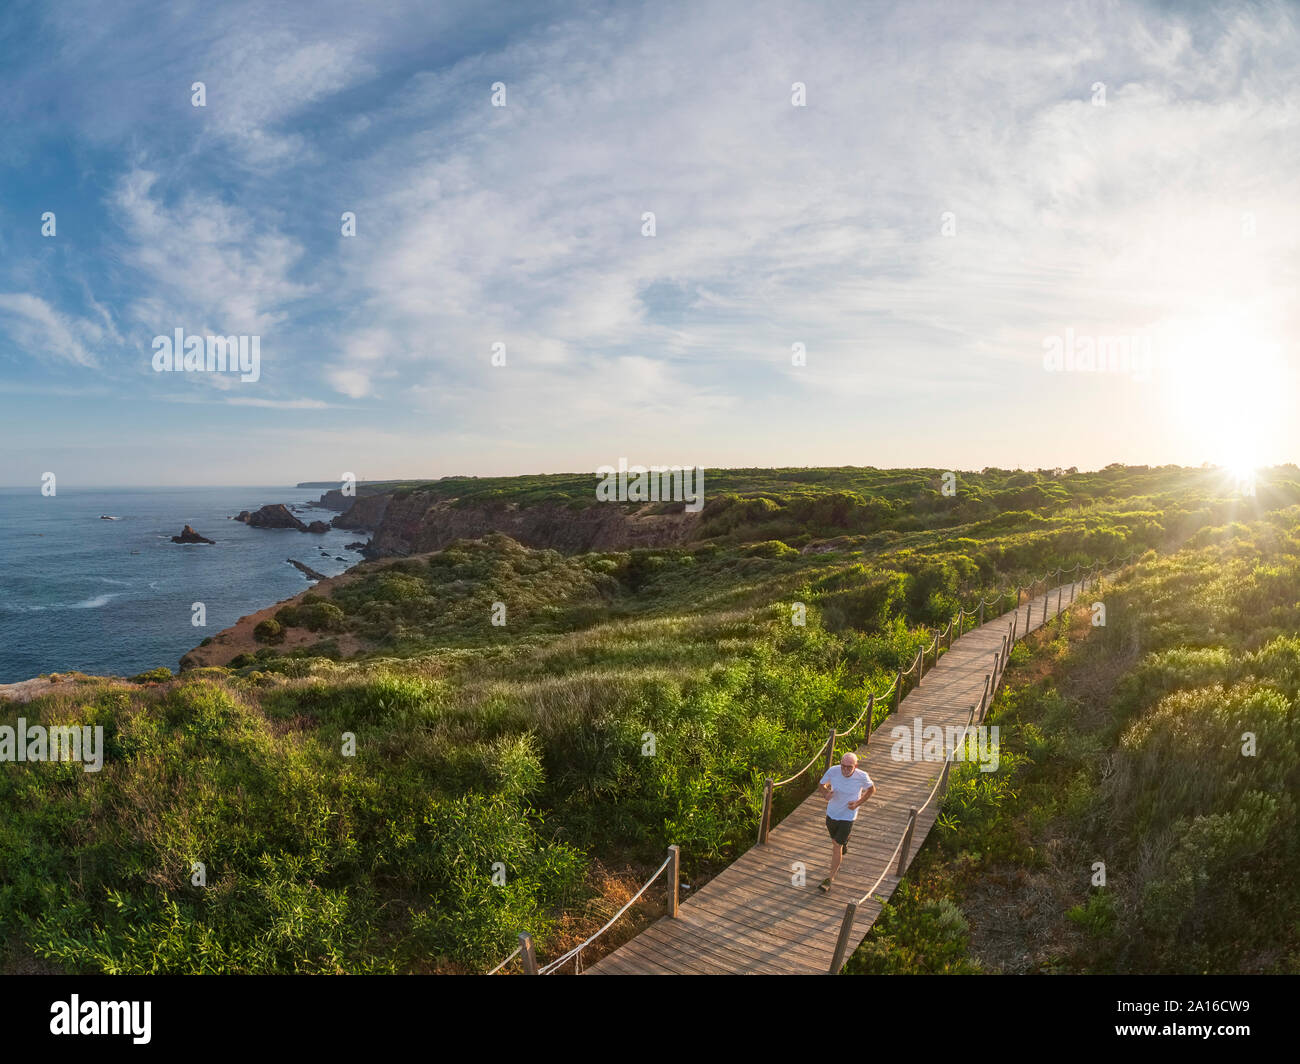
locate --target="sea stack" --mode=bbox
[172,525,215,544]
[234,504,309,531]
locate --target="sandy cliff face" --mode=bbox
[365,496,699,556]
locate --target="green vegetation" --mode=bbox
[1,463,1295,973]
[129,667,174,684]
[853,499,1300,973]
[253,619,284,645]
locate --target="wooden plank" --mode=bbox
[637,919,818,974]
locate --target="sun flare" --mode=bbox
[1158,312,1287,474]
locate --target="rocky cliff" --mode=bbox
[363,495,699,556]
[331,492,391,531]
[312,489,354,512]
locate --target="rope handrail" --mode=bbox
[837,700,872,740]
[914,747,958,820]
[772,740,834,789]
[778,669,900,787]
[486,945,522,975]
[537,851,674,974]
[836,681,889,741]
[776,548,1132,790]
[961,548,1132,623]
[853,823,911,906]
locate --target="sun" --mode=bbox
[1223,459,1258,498]
[1157,311,1286,477]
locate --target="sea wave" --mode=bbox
[70,594,117,609]
[0,592,120,612]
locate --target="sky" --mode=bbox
[0,0,1297,487]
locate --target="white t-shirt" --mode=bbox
[820,766,872,821]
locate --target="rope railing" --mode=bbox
[537,850,676,974]
[986,550,1137,628]
[493,846,680,975]
[766,549,1136,809]
[834,690,877,745]
[486,945,522,976]
[772,739,836,789]
[492,549,1142,975]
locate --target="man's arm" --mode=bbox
[847,782,876,810]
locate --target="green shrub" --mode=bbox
[298,603,345,632]
[253,619,284,644]
[130,667,173,684]
[846,888,980,974]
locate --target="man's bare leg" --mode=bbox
[820,839,845,891]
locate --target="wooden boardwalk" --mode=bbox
[587,576,1089,974]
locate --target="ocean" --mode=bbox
[0,486,365,683]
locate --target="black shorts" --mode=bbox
[826,816,854,848]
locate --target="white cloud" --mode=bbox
[111,170,311,335]
[0,294,101,367]
[326,367,373,398]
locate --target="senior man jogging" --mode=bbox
[817,752,875,892]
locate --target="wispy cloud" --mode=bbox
[0,294,103,367]
[0,0,1297,482]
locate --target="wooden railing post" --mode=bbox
[823,728,837,772]
[520,932,539,975]
[1016,586,1022,608]
[1057,584,1063,618]
[828,901,857,974]
[978,599,985,625]
[981,673,991,721]
[894,669,903,712]
[896,808,918,875]
[666,844,680,918]
[862,692,875,748]
[758,778,773,846]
